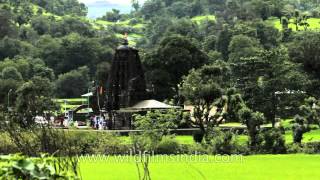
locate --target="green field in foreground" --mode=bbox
[119,129,320,145]
[79,154,320,180]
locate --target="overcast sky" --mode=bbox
[78,0,145,5]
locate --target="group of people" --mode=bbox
[90,115,107,130]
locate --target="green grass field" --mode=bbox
[267,17,320,31]
[119,128,320,145]
[79,154,320,180]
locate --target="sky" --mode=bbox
[78,0,145,6]
[79,0,146,18]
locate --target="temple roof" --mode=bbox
[118,100,180,112]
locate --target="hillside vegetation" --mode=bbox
[1,0,320,128]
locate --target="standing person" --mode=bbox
[90,116,94,128]
[100,115,105,130]
[95,116,100,129]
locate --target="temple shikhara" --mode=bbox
[90,36,147,129]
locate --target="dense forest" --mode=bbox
[0,0,320,126]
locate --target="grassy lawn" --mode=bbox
[285,129,320,143]
[191,15,216,24]
[79,154,320,180]
[267,17,320,31]
[118,129,320,145]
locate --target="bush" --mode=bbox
[0,132,18,154]
[185,143,208,154]
[207,129,244,155]
[287,143,304,153]
[93,133,129,155]
[0,154,79,179]
[155,136,180,154]
[0,128,129,156]
[287,142,320,154]
[193,130,204,143]
[260,129,286,154]
[129,18,139,25]
[304,142,320,154]
[64,131,129,155]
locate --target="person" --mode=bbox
[90,116,94,128]
[100,115,105,130]
[95,116,100,129]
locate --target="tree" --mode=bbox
[224,88,245,122]
[239,106,265,150]
[0,79,20,105]
[144,35,208,100]
[292,115,307,144]
[31,15,51,35]
[131,0,140,11]
[0,8,16,38]
[36,35,61,71]
[298,97,320,128]
[234,48,308,127]
[15,76,56,127]
[50,17,94,37]
[202,35,217,52]
[55,66,89,98]
[1,67,23,81]
[15,4,33,26]
[255,21,280,49]
[0,37,36,60]
[228,34,262,62]
[56,33,100,74]
[167,1,190,18]
[250,0,272,20]
[216,25,232,60]
[140,0,164,20]
[288,32,320,97]
[298,13,310,31]
[288,32,320,74]
[180,63,231,140]
[101,9,121,22]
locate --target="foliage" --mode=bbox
[55,66,90,98]
[292,115,308,144]
[144,34,208,99]
[228,34,262,62]
[100,9,121,22]
[207,128,245,155]
[260,129,286,154]
[180,63,226,139]
[238,106,265,150]
[14,76,56,127]
[132,110,180,151]
[155,136,180,154]
[1,66,22,81]
[0,154,79,179]
[298,97,320,128]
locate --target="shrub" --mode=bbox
[155,136,180,154]
[93,133,129,155]
[0,154,79,179]
[304,142,320,154]
[193,130,204,143]
[287,143,304,153]
[207,129,243,155]
[0,132,18,154]
[260,129,286,154]
[185,143,208,154]
[64,131,129,155]
[129,18,139,25]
